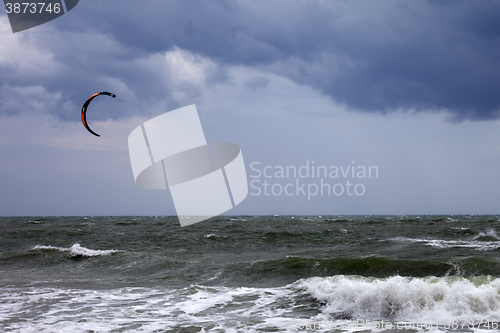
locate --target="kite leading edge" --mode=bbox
[81,91,117,137]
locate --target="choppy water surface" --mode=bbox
[1,215,500,332]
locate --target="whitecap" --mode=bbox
[473,229,499,241]
[32,243,118,257]
[390,237,500,251]
[296,275,500,324]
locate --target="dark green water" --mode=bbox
[1,215,500,332]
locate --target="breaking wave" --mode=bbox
[33,243,118,257]
[390,232,500,251]
[297,275,500,323]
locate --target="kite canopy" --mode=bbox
[81,91,117,137]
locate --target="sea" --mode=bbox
[1,215,500,332]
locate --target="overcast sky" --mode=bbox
[1,0,500,216]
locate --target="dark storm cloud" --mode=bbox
[2,0,500,120]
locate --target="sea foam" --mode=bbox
[297,275,500,323]
[390,236,500,251]
[33,243,118,257]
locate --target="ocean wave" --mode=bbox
[390,236,500,251]
[296,275,500,323]
[227,256,489,282]
[204,234,228,239]
[0,285,296,333]
[32,244,118,257]
[3,277,500,333]
[473,229,500,241]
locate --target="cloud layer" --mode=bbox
[2,0,500,121]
